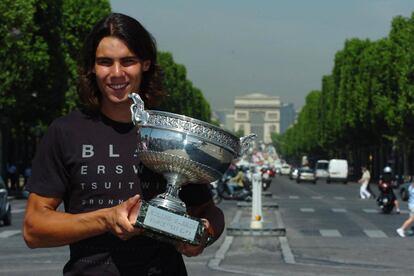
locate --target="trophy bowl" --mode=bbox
[129,93,256,246]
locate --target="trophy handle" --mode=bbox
[238,134,257,157]
[129,92,149,125]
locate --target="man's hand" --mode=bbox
[175,219,214,257]
[106,194,144,240]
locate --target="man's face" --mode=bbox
[94,36,150,109]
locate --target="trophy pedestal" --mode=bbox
[135,201,205,245]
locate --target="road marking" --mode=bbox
[208,235,233,269]
[231,210,243,224]
[334,196,345,200]
[274,210,296,264]
[300,208,315,212]
[11,208,25,214]
[311,196,323,199]
[320,229,342,237]
[363,209,379,213]
[364,230,387,238]
[0,230,21,238]
[289,196,299,199]
[332,208,347,213]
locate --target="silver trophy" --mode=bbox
[129,93,256,246]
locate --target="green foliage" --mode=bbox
[0,0,111,127]
[61,0,111,113]
[0,0,49,126]
[280,11,414,168]
[158,51,212,122]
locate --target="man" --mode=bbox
[24,13,224,275]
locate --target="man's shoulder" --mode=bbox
[51,110,98,129]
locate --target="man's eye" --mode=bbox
[96,58,113,66]
[121,58,139,66]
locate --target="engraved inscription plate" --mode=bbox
[143,205,199,241]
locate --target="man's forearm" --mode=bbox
[24,205,110,248]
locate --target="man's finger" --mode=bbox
[128,200,141,225]
[125,194,140,210]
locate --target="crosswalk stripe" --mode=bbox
[332,208,347,213]
[311,196,323,199]
[0,230,21,238]
[364,230,387,238]
[334,196,345,200]
[300,208,315,212]
[363,209,379,213]
[11,208,25,214]
[320,229,341,237]
[289,196,299,199]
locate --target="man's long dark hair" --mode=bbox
[78,13,165,111]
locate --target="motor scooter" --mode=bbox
[260,165,275,191]
[377,180,395,214]
[215,170,252,201]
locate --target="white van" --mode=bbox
[315,160,329,178]
[327,159,348,184]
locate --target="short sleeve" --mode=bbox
[26,121,69,198]
[179,183,212,207]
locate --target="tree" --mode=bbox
[61,0,111,113]
[158,52,212,122]
[0,0,111,169]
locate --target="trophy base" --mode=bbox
[135,201,206,246]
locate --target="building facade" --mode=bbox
[233,93,281,144]
[280,103,296,134]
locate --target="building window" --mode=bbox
[267,112,278,120]
[269,125,277,133]
[236,111,248,120]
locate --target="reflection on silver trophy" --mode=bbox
[129,93,256,246]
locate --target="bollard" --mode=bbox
[250,169,263,229]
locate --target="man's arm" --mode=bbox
[23,193,142,248]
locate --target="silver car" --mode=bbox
[297,167,317,184]
[0,176,11,225]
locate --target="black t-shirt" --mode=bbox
[27,110,212,276]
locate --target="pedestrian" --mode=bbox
[6,163,18,191]
[358,166,372,199]
[396,182,414,237]
[23,166,32,186]
[23,13,224,275]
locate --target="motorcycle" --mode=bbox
[377,180,396,214]
[215,169,252,201]
[260,165,275,191]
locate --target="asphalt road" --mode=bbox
[1,176,413,275]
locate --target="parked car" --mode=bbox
[327,159,348,184]
[0,176,12,226]
[297,167,317,184]
[315,160,329,179]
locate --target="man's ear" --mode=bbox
[143,60,151,72]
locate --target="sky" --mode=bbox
[110,0,414,112]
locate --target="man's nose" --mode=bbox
[111,62,124,77]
